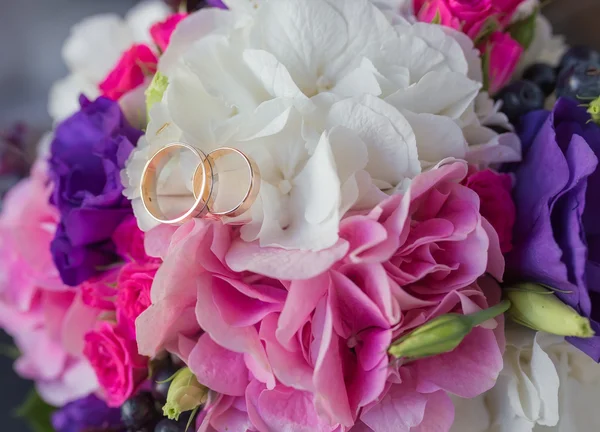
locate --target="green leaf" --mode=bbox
[431,9,442,25]
[508,11,537,50]
[15,390,57,432]
[473,16,501,45]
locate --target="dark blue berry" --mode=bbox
[152,365,180,402]
[494,80,545,124]
[522,63,557,96]
[556,62,600,101]
[121,392,161,429]
[154,418,186,432]
[487,125,511,135]
[558,46,600,74]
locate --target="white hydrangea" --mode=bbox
[124,0,521,251]
[48,0,170,123]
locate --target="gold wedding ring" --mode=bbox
[140,143,260,225]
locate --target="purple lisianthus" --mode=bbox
[507,97,600,360]
[51,394,122,432]
[49,96,142,286]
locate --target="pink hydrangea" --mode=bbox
[0,163,100,405]
[137,161,505,430]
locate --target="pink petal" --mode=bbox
[313,299,353,427]
[415,327,502,398]
[226,238,349,280]
[411,391,454,432]
[360,370,427,432]
[259,314,314,392]
[144,224,178,259]
[277,273,329,350]
[189,333,249,396]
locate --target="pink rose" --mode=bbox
[81,268,119,312]
[150,13,187,52]
[464,168,516,253]
[0,163,100,405]
[116,260,160,335]
[99,44,158,101]
[483,31,523,94]
[416,0,461,32]
[83,322,148,407]
[415,0,526,39]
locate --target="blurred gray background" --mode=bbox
[0,0,598,430]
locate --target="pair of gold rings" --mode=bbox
[140,143,260,225]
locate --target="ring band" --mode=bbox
[192,147,261,218]
[140,144,260,224]
[140,143,213,225]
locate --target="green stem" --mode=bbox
[467,300,511,327]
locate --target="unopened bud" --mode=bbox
[505,283,594,338]
[163,367,208,421]
[389,300,510,360]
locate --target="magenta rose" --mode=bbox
[116,261,160,335]
[464,168,516,253]
[99,44,158,101]
[83,322,148,407]
[415,0,525,39]
[483,31,523,94]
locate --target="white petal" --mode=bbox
[118,78,151,130]
[243,49,306,100]
[48,74,99,123]
[159,8,237,76]
[331,64,382,98]
[62,14,133,84]
[327,95,419,188]
[183,34,268,112]
[250,0,394,94]
[400,110,467,165]
[125,0,170,45]
[442,27,482,82]
[386,71,481,119]
[530,333,560,427]
[410,23,469,75]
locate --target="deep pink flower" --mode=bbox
[83,322,147,407]
[151,13,187,52]
[116,260,160,336]
[80,269,119,312]
[99,44,158,101]
[483,31,523,94]
[415,0,526,39]
[464,168,516,253]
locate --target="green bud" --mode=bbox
[145,72,169,117]
[163,367,208,421]
[389,300,511,360]
[505,283,594,338]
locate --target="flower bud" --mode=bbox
[389,300,510,360]
[163,367,208,421]
[145,72,168,115]
[505,283,594,338]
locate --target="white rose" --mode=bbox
[48,0,170,123]
[125,0,520,251]
[451,324,600,432]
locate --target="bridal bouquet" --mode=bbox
[2,0,600,431]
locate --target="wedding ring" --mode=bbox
[192,147,261,218]
[140,143,260,225]
[140,143,213,225]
